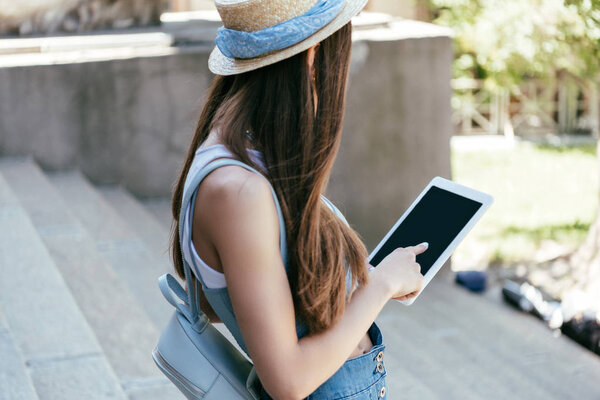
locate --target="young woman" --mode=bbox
[169,1,427,399]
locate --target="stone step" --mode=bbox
[47,170,174,332]
[97,185,173,274]
[139,197,173,230]
[0,306,39,400]
[0,158,183,399]
[0,164,127,400]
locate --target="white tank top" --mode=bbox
[181,142,350,289]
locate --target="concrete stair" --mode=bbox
[46,170,173,331]
[0,157,183,400]
[1,155,599,399]
[139,197,173,230]
[0,307,39,400]
[0,164,127,400]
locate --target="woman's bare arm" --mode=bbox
[196,166,420,400]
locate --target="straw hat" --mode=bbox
[209,0,368,76]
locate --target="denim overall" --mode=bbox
[181,148,388,400]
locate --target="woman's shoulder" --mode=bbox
[194,163,277,237]
[199,163,270,205]
[193,163,281,272]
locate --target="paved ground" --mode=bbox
[376,271,600,400]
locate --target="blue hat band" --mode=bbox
[215,0,346,59]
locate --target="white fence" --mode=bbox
[451,75,599,138]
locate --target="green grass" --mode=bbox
[450,139,598,268]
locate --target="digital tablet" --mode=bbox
[367,176,494,305]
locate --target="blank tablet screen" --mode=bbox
[369,186,483,275]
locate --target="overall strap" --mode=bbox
[178,157,288,328]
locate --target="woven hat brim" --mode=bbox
[208,0,369,76]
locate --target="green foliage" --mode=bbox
[450,140,598,265]
[534,142,597,156]
[429,0,600,90]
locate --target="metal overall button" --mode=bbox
[379,386,386,398]
[376,362,384,373]
[376,351,384,362]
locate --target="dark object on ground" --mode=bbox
[501,279,562,328]
[502,279,534,311]
[561,313,600,356]
[502,278,600,357]
[455,270,487,292]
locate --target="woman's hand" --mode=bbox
[369,242,428,301]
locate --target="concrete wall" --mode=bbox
[328,29,453,250]
[0,18,452,250]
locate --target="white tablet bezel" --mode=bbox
[367,176,494,305]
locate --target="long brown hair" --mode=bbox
[169,22,369,334]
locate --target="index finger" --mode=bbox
[404,242,429,255]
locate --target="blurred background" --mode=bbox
[0,1,599,399]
